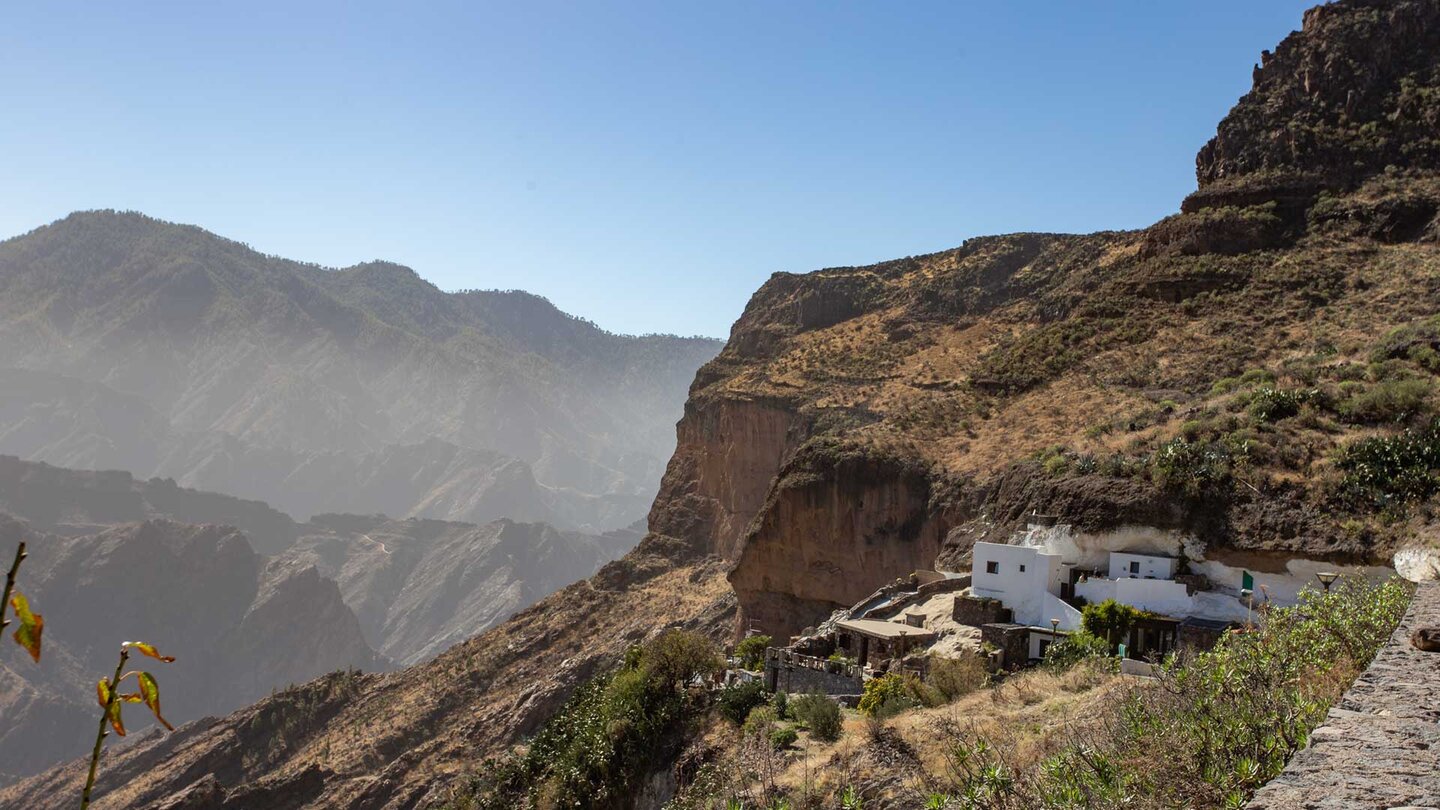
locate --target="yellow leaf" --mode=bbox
[10,591,41,663]
[124,642,175,663]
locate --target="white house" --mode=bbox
[1107,551,1178,580]
[971,542,1083,631]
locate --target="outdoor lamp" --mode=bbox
[1315,571,1340,592]
[1050,618,1060,634]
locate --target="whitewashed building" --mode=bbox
[970,542,1083,631]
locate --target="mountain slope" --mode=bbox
[0,516,382,785]
[0,221,721,531]
[280,515,640,665]
[4,1,1438,807]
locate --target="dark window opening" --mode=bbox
[985,561,999,574]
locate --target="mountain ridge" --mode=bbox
[0,212,721,530]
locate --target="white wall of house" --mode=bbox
[1107,552,1178,580]
[1043,591,1084,631]
[1028,628,1068,660]
[972,542,1063,627]
[1076,574,1192,617]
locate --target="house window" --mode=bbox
[1019,564,1026,572]
[1129,561,1140,575]
[985,561,999,574]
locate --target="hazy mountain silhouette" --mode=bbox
[0,211,721,531]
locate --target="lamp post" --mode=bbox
[1050,618,1060,657]
[1240,588,1254,630]
[1316,571,1340,593]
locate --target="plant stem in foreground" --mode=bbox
[81,648,128,810]
[0,541,25,634]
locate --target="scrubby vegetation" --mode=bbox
[734,634,772,671]
[790,692,842,742]
[655,579,1410,810]
[450,630,722,809]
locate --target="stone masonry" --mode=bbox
[1247,582,1440,809]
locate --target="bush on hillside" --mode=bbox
[1335,419,1440,510]
[742,705,778,740]
[1150,438,1236,496]
[1042,630,1112,672]
[1246,386,1316,422]
[717,680,768,726]
[454,629,722,809]
[790,692,843,742]
[925,653,990,701]
[733,634,772,671]
[858,672,935,718]
[1335,378,1434,424]
[768,725,799,750]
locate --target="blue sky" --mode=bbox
[0,2,1314,338]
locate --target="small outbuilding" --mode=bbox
[834,618,936,667]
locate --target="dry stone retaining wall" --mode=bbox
[1247,582,1440,809]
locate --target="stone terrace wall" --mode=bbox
[1247,582,1440,809]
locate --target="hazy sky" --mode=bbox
[1,2,1314,338]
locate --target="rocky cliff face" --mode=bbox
[667,0,1440,641]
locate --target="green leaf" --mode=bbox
[9,591,42,662]
[124,641,175,663]
[135,671,175,731]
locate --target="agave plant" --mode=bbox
[0,542,42,662]
[81,641,178,809]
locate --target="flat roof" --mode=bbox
[836,619,936,640]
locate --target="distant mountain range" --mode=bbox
[0,211,721,531]
[0,455,639,785]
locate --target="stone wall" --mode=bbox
[980,622,1030,670]
[766,659,864,696]
[953,595,1012,627]
[1247,582,1440,809]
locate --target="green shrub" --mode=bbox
[857,672,931,718]
[1335,419,1440,510]
[733,634,772,671]
[1081,600,1140,650]
[1042,630,1112,671]
[456,630,722,809]
[743,705,778,739]
[1210,377,1241,396]
[1335,378,1434,424]
[768,725,799,750]
[1150,438,1234,495]
[770,689,789,720]
[1239,368,1275,386]
[717,680,767,726]
[1246,386,1315,422]
[791,692,843,742]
